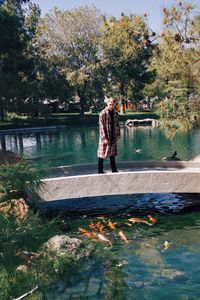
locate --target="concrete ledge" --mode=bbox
[39,161,200,201]
[44,160,200,178]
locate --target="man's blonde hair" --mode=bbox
[106,97,116,104]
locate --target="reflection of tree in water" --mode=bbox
[18,135,24,155]
[104,265,128,300]
[34,133,41,151]
[0,136,6,150]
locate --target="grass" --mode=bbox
[0,111,159,130]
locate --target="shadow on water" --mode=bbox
[41,193,200,220]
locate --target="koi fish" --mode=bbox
[162,240,172,251]
[107,220,116,230]
[89,223,96,229]
[118,230,129,243]
[78,227,97,238]
[79,227,88,234]
[88,222,106,234]
[113,221,133,227]
[97,233,112,246]
[122,222,133,227]
[147,215,158,223]
[128,217,152,226]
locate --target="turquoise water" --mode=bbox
[1,126,200,168]
[1,126,200,299]
[46,212,200,300]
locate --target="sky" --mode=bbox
[31,0,199,33]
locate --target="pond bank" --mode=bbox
[0,112,159,131]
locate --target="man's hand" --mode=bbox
[103,139,108,145]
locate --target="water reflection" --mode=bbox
[0,126,200,168]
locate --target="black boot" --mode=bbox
[110,156,118,173]
[98,158,104,174]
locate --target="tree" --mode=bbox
[146,2,200,130]
[0,1,26,118]
[36,6,104,117]
[99,14,155,109]
[0,0,43,118]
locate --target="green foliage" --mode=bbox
[0,159,90,299]
[100,14,155,101]
[0,211,82,300]
[0,161,41,200]
[147,2,200,133]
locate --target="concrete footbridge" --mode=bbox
[39,160,200,202]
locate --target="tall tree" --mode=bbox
[99,14,155,106]
[0,1,25,118]
[36,6,104,117]
[0,0,42,118]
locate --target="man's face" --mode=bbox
[107,100,115,111]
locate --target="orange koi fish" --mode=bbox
[89,223,96,229]
[114,221,133,227]
[147,215,158,223]
[128,217,152,226]
[118,230,129,243]
[107,220,116,230]
[88,222,106,234]
[78,228,97,238]
[79,227,88,234]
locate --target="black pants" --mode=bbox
[98,156,118,173]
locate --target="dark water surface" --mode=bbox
[1,126,200,299]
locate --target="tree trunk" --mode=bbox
[79,97,85,118]
[0,98,4,120]
[119,82,126,114]
[78,89,85,118]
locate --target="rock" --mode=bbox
[16,264,28,273]
[43,235,92,259]
[0,198,29,223]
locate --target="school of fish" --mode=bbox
[78,214,170,250]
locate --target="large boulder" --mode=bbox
[43,235,93,259]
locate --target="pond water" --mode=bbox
[1,126,200,299]
[1,126,200,168]
[59,211,200,300]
